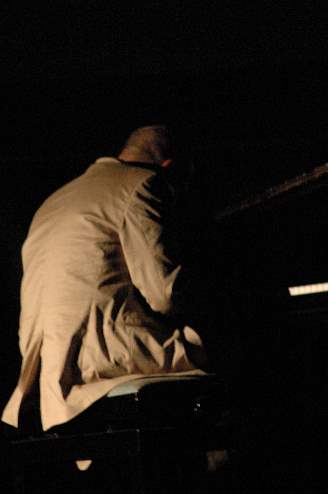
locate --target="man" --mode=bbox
[2,125,207,432]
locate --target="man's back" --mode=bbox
[21,158,149,317]
[2,157,206,431]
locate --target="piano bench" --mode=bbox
[7,375,234,494]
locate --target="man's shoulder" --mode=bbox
[90,159,172,209]
[84,157,157,189]
[34,158,161,217]
[88,157,156,177]
[36,158,158,211]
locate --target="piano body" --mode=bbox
[202,163,328,457]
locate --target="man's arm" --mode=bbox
[119,172,182,315]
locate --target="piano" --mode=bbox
[209,162,328,435]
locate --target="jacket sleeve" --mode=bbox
[119,173,182,315]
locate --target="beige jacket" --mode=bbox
[2,158,207,430]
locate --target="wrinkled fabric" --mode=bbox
[2,158,207,430]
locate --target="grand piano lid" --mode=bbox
[215,161,328,222]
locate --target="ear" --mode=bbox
[160,159,173,168]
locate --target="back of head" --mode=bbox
[119,125,176,164]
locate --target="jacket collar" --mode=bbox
[94,157,159,174]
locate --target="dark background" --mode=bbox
[1,3,327,487]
